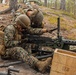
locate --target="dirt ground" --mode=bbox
[0,59,50,75]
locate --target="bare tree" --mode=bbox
[55,0,57,9]
[74,0,76,15]
[67,1,70,12]
[60,0,66,10]
[0,0,19,14]
[0,0,2,3]
[44,0,47,7]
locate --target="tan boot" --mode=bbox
[35,57,52,73]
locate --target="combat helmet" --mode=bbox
[15,14,31,28]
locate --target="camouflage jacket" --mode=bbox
[4,25,44,48]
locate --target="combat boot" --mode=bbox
[25,55,52,73]
[35,57,52,73]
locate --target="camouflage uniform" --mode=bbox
[22,4,44,50]
[23,4,44,28]
[3,24,44,67]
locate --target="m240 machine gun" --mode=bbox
[21,17,76,50]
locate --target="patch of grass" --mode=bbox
[62,11,76,19]
[43,8,76,31]
[67,34,76,40]
[61,24,72,31]
[49,16,57,25]
[44,15,57,25]
[73,24,76,28]
[42,7,76,40]
[43,12,48,16]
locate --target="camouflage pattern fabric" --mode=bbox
[3,25,44,67]
[27,26,44,34]
[3,47,38,67]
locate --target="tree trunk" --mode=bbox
[67,1,70,12]
[55,0,57,9]
[39,0,41,2]
[50,0,52,8]
[60,0,66,10]
[74,0,76,15]
[0,0,18,14]
[0,0,2,3]
[9,0,18,10]
[44,0,47,7]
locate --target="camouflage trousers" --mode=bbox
[2,47,38,67]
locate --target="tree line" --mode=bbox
[0,0,76,16]
[43,0,76,16]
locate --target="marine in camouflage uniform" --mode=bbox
[2,14,51,73]
[23,3,44,50]
[23,3,44,28]
[14,3,44,28]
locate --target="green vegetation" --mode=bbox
[62,11,76,19]
[48,16,57,25]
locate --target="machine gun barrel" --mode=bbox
[63,39,76,45]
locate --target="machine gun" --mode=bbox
[21,17,76,50]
